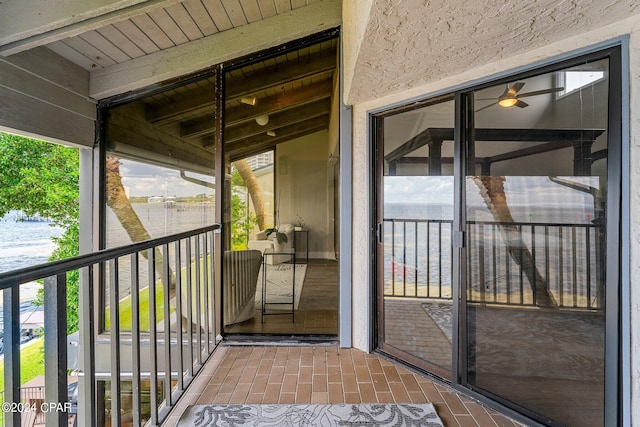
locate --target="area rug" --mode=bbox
[176,403,444,426]
[421,301,453,343]
[255,264,307,310]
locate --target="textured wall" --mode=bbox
[342,0,375,103]
[344,0,640,104]
[348,11,640,422]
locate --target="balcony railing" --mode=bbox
[0,224,220,427]
[384,218,604,309]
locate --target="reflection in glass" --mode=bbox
[381,99,454,377]
[102,76,217,426]
[221,37,340,335]
[467,58,608,426]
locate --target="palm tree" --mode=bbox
[105,155,175,295]
[233,158,267,230]
[470,175,556,307]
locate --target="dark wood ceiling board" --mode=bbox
[226,116,328,161]
[226,114,328,149]
[107,110,215,168]
[147,49,336,124]
[226,79,332,125]
[223,98,330,143]
[108,122,215,169]
[225,50,336,100]
[180,79,332,138]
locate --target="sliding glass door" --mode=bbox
[465,56,611,426]
[375,46,620,426]
[377,97,455,378]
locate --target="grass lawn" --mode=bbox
[105,281,169,331]
[0,337,45,394]
[105,257,211,331]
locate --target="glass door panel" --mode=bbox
[221,36,340,335]
[379,99,454,378]
[466,58,609,425]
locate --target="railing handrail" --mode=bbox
[383,217,599,228]
[0,224,221,290]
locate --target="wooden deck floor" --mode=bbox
[224,259,338,335]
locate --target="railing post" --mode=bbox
[3,286,20,427]
[78,265,96,427]
[44,273,68,427]
[108,259,122,427]
[130,253,142,427]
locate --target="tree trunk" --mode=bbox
[471,176,556,307]
[233,159,267,230]
[105,155,175,296]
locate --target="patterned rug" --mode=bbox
[255,264,307,310]
[177,403,444,426]
[421,301,453,343]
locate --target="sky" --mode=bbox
[118,158,215,198]
[384,175,601,222]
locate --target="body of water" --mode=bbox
[0,212,62,301]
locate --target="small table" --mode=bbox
[261,248,296,322]
[293,228,309,263]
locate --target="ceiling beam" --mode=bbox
[226,115,329,161]
[107,110,214,169]
[386,127,606,163]
[223,98,331,144]
[90,0,341,99]
[148,51,336,125]
[0,0,182,56]
[180,80,334,139]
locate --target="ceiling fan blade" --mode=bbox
[515,100,529,108]
[516,87,565,98]
[507,82,525,96]
[475,101,498,113]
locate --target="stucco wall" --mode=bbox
[348,12,640,421]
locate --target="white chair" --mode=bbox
[223,249,262,325]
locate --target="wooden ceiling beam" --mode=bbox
[146,50,336,124]
[200,98,330,147]
[106,110,214,169]
[226,115,328,161]
[180,79,333,139]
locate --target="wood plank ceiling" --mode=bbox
[106,36,337,170]
[45,0,323,71]
[41,0,338,171]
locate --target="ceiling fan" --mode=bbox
[475,82,564,112]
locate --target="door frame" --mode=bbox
[370,41,625,426]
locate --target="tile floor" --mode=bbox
[161,345,525,427]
